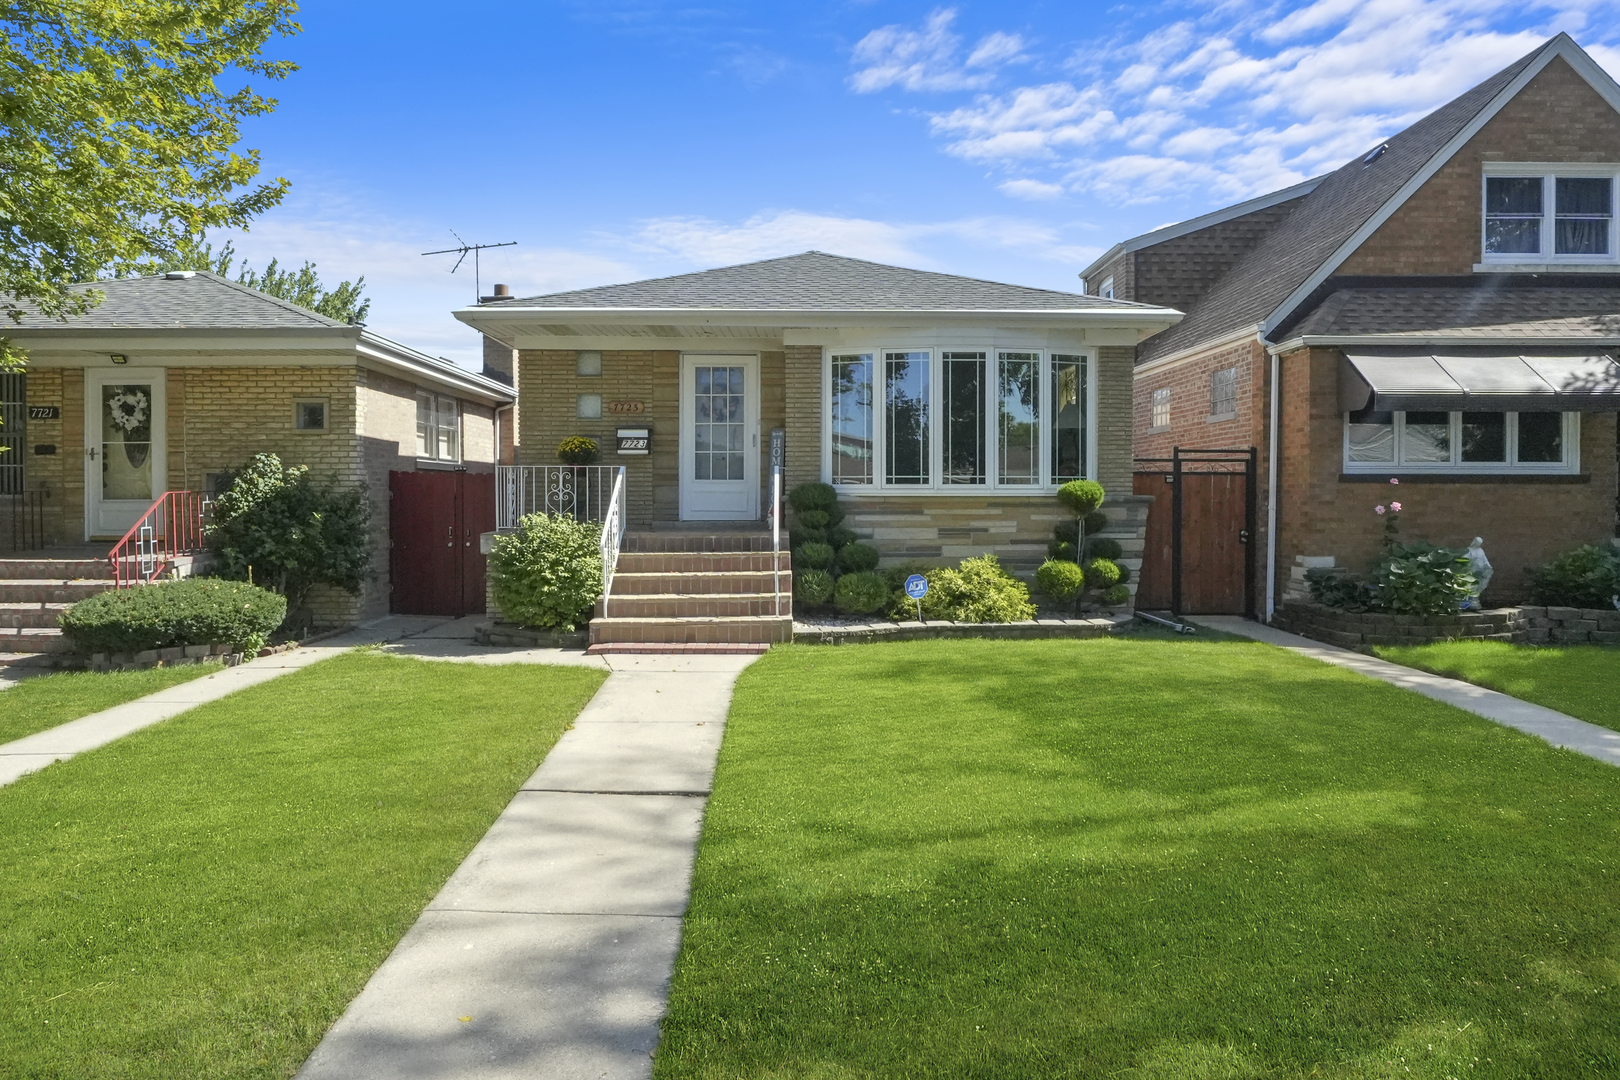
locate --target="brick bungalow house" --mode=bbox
[1,271,514,627]
[1083,33,1620,614]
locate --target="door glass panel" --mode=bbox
[102,383,154,500]
[831,353,873,485]
[884,351,929,485]
[998,352,1040,485]
[694,365,746,481]
[941,352,984,484]
[1401,411,1451,463]
[1051,355,1087,482]
[1460,412,1506,462]
[1516,412,1564,462]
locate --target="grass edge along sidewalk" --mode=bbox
[0,663,223,746]
[0,651,606,1080]
[655,637,1620,1079]
[1374,639,1620,734]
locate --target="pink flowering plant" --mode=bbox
[1308,479,1475,614]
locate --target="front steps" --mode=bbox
[587,531,792,651]
[0,552,115,660]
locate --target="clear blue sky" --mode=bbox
[217,1,1620,368]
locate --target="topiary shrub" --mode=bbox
[794,568,834,606]
[1036,559,1085,602]
[60,577,286,657]
[1083,557,1122,589]
[826,526,858,551]
[1530,544,1620,608]
[1115,563,1132,585]
[1048,539,1076,561]
[795,509,830,529]
[788,482,837,512]
[834,571,890,615]
[837,542,880,573]
[556,436,599,465]
[1104,584,1131,606]
[1084,537,1123,561]
[795,541,834,571]
[789,525,826,549]
[1084,510,1108,536]
[823,502,847,527]
[1057,480,1105,516]
[488,512,603,631]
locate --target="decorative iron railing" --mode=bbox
[4,488,48,553]
[599,467,626,619]
[496,465,621,529]
[108,490,209,587]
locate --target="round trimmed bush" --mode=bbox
[823,502,847,527]
[794,568,834,606]
[1083,557,1122,589]
[837,542,880,573]
[788,482,837,512]
[1085,537,1123,560]
[826,526,857,550]
[1084,510,1108,536]
[1057,480,1105,515]
[1115,563,1132,585]
[795,509,830,529]
[488,512,604,631]
[1104,583,1131,605]
[789,525,826,549]
[1048,540,1076,562]
[795,541,834,570]
[1053,521,1079,546]
[1035,559,1085,601]
[60,577,287,657]
[834,571,890,615]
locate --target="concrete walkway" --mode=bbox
[1193,615,1620,767]
[295,652,757,1080]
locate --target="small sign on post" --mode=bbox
[769,428,785,471]
[904,573,928,623]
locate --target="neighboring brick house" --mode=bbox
[0,271,514,624]
[1083,33,1620,612]
[455,252,1180,576]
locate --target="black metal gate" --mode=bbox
[1133,447,1257,617]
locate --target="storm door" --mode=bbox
[679,355,759,520]
[86,369,166,538]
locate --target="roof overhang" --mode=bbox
[1339,349,1620,412]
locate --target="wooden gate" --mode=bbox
[389,470,495,616]
[1133,447,1256,616]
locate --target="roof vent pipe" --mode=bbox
[492,284,510,297]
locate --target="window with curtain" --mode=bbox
[416,392,460,461]
[1484,170,1616,260]
[1344,408,1574,471]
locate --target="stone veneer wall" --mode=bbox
[1273,600,1620,647]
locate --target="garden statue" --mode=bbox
[1464,537,1493,609]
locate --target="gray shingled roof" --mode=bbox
[1288,284,1620,340]
[490,251,1161,312]
[1139,39,1552,361]
[9,271,347,330]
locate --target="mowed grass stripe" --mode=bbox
[1376,639,1620,734]
[1,651,606,1080]
[656,637,1620,1079]
[0,663,224,746]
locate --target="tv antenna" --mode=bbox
[422,230,517,302]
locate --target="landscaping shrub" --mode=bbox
[907,555,1036,623]
[1307,568,1376,612]
[206,452,371,617]
[1083,557,1123,589]
[487,512,603,631]
[826,526,858,551]
[788,482,837,512]
[822,502,847,527]
[795,509,830,529]
[1115,563,1132,585]
[555,436,599,464]
[1104,583,1131,605]
[794,569,834,606]
[60,578,285,657]
[1084,510,1108,536]
[795,541,834,571]
[1056,480,1105,516]
[1047,539,1076,561]
[1375,543,1476,616]
[789,525,826,548]
[837,542,880,573]
[881,560,938,591]
[1035,559,1085,602]
[1530,544,1620,609]
[834,571,890,615]
[1085,537,1123,561]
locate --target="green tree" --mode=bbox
[0,1,301,371]
[114,236,371,324]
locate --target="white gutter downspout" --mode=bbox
[1265,347,1281,622]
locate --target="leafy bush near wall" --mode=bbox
[206,453,371,617]
[787,482,837,512]
[837,542,881,573]
[1036,559,1085,602]
[833,571,890,615]
[1306,569,1377,612]
[488,513,603,631]
[787,482,871,611]
[794,569,835,606]
[896,555,1036,623]
[60,578,286,656]
[1084,537,1123,561]
[1530,544,1620,609]
[795,542,834,571]
[1083,558,1123,590]
[1104,584,1131,606]
[1375,543,1476,616]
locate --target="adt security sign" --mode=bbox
[904,573,928,622]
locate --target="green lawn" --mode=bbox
[0,651,605,1080]
[1375,640,1620,732]
[657,638,1620,1079]
[0,663,223,746]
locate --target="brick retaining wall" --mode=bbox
[1272,601,1620,648]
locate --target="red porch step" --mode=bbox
[589,531,792,650]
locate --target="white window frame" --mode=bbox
[1150,387,1171,432]
[1209,368,1237,420]
[1341,410,1580,474]
[416,391,461,462]
[820,345,1097,494]
[1480,162,1620,266]
[1098,276,1115,299]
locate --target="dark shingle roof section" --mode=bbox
[1139,40,1552,361]
[9,272,346,330]
[1289,284,1620,340]
[493,251,1158,312]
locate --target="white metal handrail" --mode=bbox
[497,464,620,529]
[771,465,782,617]
[599,466,626,619]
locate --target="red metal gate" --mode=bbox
[389,470,495,616]
[1133,447,1256,616]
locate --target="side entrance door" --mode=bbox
[85,369,167,539]
[389,470,496,616]
[1133,447,1256,616]
[679,354,759,520]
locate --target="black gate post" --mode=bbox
[1170,447,1183,617]
[1244,446,1258,620]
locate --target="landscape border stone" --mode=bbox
[1272,600,1619,649]
[86,639,300,673]
[474,622,589,649]
[792,614,1128,645]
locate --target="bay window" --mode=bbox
[1483,167,1617,262]
[1344,407,1577,472]
[826,346,1092,490]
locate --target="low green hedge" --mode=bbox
[488,513,603,631]
[59,578,286,657]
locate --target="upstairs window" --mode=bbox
[1098,276,1115,299]
[1483,169,1616,262]
[1209,367,1237,419]
[416,392,460,461]
[1150,387,1171,431]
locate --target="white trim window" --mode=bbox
[1150,387,1171,431]
[1209,367,1237,419]
[1098,276,1115,299]
[1482,165,1618,263]
[824,346,1093,492]
[1343,408,1580,473]
[416,392,461,461]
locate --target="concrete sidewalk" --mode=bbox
[295,652,756,1080]
[1194,615,1620,768]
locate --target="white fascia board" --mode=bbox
[1268,333,1620,354]
[510,334,789,352]
[783,325,1136,348]
[1260,34,1616,338]
[1133,326,1264,376]
[356,333,514,404]
[457,306,1183,334]
[1,327,359,355]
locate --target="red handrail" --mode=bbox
[108,490,209,587]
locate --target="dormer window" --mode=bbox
[1482,166,1617,264]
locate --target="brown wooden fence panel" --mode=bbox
[1132,471,1174,610]
[1178,472,1247,614]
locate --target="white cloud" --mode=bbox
[850,8,1029,93]
[999,178,1066,200]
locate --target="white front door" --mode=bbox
[85,369,166,538]
[679,354,759,520]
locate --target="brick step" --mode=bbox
[598,592,791,619]
[616,551,788,574]
[0,579,116,604]
[588,615,793,646]
[0,558,113,580]
[608,571,789,596]
[622,532,775,553]
[0,626,72,654]
[0,602,74,629]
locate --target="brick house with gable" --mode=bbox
[1083,33,1620,614]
